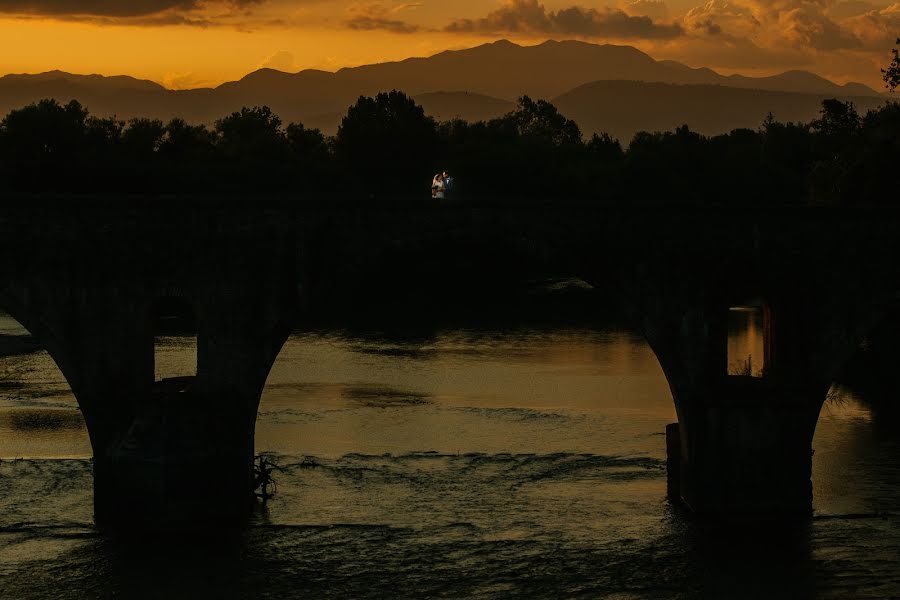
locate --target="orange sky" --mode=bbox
[0,0,897,89]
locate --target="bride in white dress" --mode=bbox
[431,173,445,199]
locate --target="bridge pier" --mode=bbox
[672,383,820,514]
[93,377,256,530]
[88,301,292,531]
[634,279,837,515]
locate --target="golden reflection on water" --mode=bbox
[1,316,899,598]
[0,409,88,459]
[728,306,766,377]
[0,311,894,521]
[255,330,674,457]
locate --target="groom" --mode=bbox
[432,170,452,199]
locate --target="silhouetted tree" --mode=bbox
[122,118,165,159]
[0,99,90,189]
[808,100,862,203]
[883,38,900,92]
[335,91,438,198]
[159,118,216,161]
[507,96,582,146]
[450,96,585,199]
[760,117,812,202]
[0,99,88,163]
[2,94,899,204]
[215,105,287,162]
[286,123,328,161]
[285,122,331,191]
[156,118,216,190]
[625,125,711,204]
[840,102,900,203]
[707,128,767,205]
[84,116,124,165]
[586,133,623,161]
[811,99,861,138]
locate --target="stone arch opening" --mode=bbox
[0,305,90,458]
[727,298,770,378]
[811,300,900,517]
[251,296,679,502]
[150,296,198,383]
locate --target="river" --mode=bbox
[0,309,898,599]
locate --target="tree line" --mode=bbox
[0,89,898,205]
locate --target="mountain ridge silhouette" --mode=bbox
[0,39,890,142]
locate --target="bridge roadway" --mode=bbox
[2,196,899,529]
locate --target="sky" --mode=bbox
[0,0,897,89]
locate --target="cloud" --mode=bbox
[619,0,670,21]
[162,71,213,89]
[0,0,279,27]
[827,0,878,19]
[680,0,863,54]
[641,0,897,85]
[345,3,422,33]
[683,0,760,39]
[843,3,900,50]
[258,50,297,71]
[0,0,261,17]
[444,0,684,40]
[777,5,861,50]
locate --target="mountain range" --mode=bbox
[0,39,893,143]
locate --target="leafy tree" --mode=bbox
[159,118,216,161]
[0,99,91,190]
[122,118,165,159]
[624,125,711,204]
[0,99,88,162]
[286,123,329,164]
[506,96,582,146]
[285,123,331,190]
[883,38,900,92]
[215,105,287,161]
[811,99,861,138]
[586,133,624,161]
[843,102,900,203]
[807,100,862,203]
[335,90,438,198]
[2,93,900,204]
[156,118,216,191]
[84,116,124,164]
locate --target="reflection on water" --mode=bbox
[0,312,899,597]
[728,305,766,377]
[4,410,84,432]
[154,335,197,382]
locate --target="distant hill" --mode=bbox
[553,80,889,143]
[0,70,164,93]
[414,92,515,124]
[0,39,888,139]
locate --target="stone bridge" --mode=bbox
[2,197,899,529]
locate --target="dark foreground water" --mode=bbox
[0,312,899,599]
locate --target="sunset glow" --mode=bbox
[0,0,897,88]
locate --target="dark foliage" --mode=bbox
[0,91,898,204]
[335,90,438,198]
[884,38,900,92]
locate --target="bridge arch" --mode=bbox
[0,293,90,457]
[251,283,678,474]
[0,286,83,401]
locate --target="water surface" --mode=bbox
[0,312,898,599]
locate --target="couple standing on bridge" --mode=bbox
[432,171,454,199]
